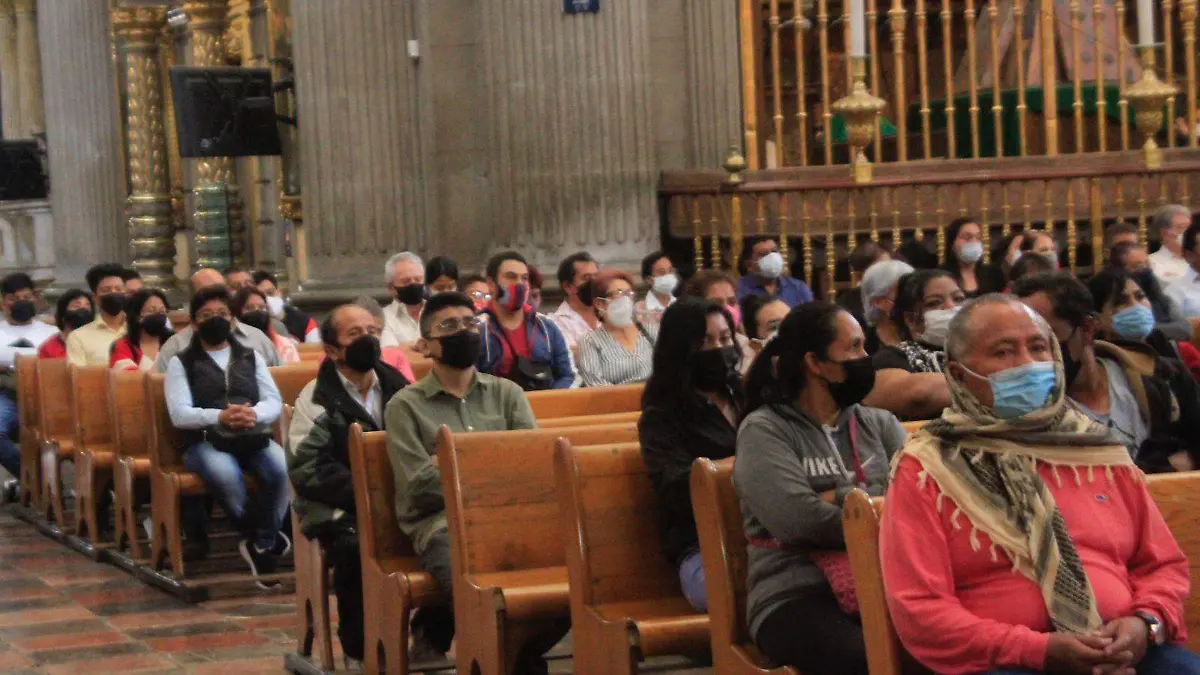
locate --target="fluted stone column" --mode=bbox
[13,0,42,138]
[115,7,177,295]
[37,0,127,283]
[0,1,18,139]
[684,0,742,167]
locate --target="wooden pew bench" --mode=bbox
[843,490,901,675]
[1146,472,1200,654]
[69,365,117,544]
[37,358,74,527]
[527,384,643,420]
[15,354,40,508]
[437,423,639,675]
[555,440,710,675]
[109,370,151,559]
[690,458,799,675]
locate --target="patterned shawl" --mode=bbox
[894,335,1135,634]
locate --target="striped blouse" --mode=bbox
[576,323,659,387]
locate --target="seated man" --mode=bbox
[67,263,128,366]
[288,304,410,669]
[164,286,290,584]
[736,236,813,307]
[0,272,58,499]
[385,291,566,666]
[1014,273,1200,473]
[882,293,1199,675]
[155,268,281,372]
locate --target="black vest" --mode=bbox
[175,336,260,453]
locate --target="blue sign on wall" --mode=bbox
[564,0,599,13]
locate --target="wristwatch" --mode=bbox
[1135,611,1166,647]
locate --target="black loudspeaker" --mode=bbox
[169,66,283,158]
[0,141,48,201]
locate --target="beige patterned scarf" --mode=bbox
[894,335,1136,634]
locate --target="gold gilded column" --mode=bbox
[115,8,178,294]
[13,0,41,137]
[184,0,246,268]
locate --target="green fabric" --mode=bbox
[383,371,537,552]
[830,114,899,143]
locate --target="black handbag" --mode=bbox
[204,353,272,454]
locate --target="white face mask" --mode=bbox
[920,307,959,348]
[604,296,636,328]
[266,295,285,319]
[958,241,984,264]
[652,273,678,296]
[756,251,785,280]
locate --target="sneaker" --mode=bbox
[238,539,280,590]
[272,531,292,558]
[343,656,364,672]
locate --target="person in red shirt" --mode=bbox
[38,289,94,360]
[110,289,173,371]
[881,295,1199,675]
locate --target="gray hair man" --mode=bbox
[1149,204,1192,286]
[381,252,426,348]
[860,259,914,327]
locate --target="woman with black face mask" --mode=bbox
[232,287,300,365]
[111,289,173,372]
[638,297,743,614]
[735,302,907,675]
[38,289,94,360]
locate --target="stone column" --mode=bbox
[13,0,42,138]
[0,0,19,139]
[183,0,247,269]
[37,0,127,284]
[114,7,178,295]
[684,0,742,167]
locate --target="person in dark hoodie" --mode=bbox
[639,297,743,613]
[287,304,413,669]
[734,302,906,675]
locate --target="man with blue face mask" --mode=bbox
[736,237,814,308]
[1014,273,1200,473]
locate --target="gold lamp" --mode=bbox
[1126,46,1178,170]
[832,56,887,183]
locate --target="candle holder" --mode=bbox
[1126,45,1178,169]
[832,56,887,183]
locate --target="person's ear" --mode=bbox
[803,351,823,378]
[323,343,340,362]
[415,337,432,358]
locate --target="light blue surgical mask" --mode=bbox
[1111,304,1155,341]
[965,360,1058,420]
[958,241,984,264]
[757,252,785,280]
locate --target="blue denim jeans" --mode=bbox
[983,643,1200,675]
[678,550,708,613]
[182,440,289,550]
[0,390,20,477]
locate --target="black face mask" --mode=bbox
[396,283,426,306]
[343,335,381,373]
[239,310,270,334]
[9,299,35,324]
[64,308,94,330]
[438,330,482,370]
[1060,339,1083,387]
[823,355,877,408]
[198,317,232,346]
[141,313,170,338]
[99,293,126,317]
[693,346,741,393]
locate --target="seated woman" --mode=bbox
[251,271,319,344]
[740,294,789,359]
[1020,229,1060,270]
[38,289,93,359]
[636,251,678,324]
[864,269,965,419]
[683,269,756,372]
[639,297,743,613]
[859,259,914,353]
[735,302,906,675]
[993,232,1027,276]
[1109,242,1194,343]
[944,218,1006,297]
[233,287,300,365]
[425,255,459,294]
[881,294,1199,675]
[164,286,290,583]
[110,289,172,371]
[577,269,658,387]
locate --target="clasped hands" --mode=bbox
[1046,617,1149,675]
[217,403,258,430]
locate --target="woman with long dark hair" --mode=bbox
[943,218,1006,297]
[110,289,172,371]
[736,302,905,675]
[232,286,299,365]
[38,289,93,359]
[639,297,743,613]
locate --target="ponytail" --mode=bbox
[741,302,845,420]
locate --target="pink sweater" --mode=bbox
[881,456,1190,674]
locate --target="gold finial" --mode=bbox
[832,57,887,183]
[724,145,747,185]
[1126,47,1178,169]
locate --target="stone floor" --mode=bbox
[0,507,711,675]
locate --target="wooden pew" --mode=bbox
[296,343,323,362]
[70,365,116,542]
[109,370,150,559]
[539,410,641,429]
[843,490,901,675]
[36,358,74,527]
[555,441,710,675]
[690,458,799,675]
[14,354,40,508]
[145,372,201,577]
[410,357,433,382]
[269,362,320,410]
[168,310,190,332]
[348,425,446,675]
[526,384,643,419]
[437,423,639,675]
[1146,472,1200,653]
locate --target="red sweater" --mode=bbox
[881,456,1190,674]
[37,335,66,360]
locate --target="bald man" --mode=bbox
[153,285,282,372]
[191,268,225,292]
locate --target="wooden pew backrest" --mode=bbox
[439,423,638,577]
[690,458,751,646]
[843,490,901,675]
[270,362,320,408]
[36,358,72,440]
[108,370,148,458]
[71,365,112,448]
[348,426,419,564]
[145,372,181,472]
[15,354,38,431]
[526,384,643,420]
[1146,473,1200,652]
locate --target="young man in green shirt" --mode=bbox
[385,291,567,668]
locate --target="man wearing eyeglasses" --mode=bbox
[383,291,564,667]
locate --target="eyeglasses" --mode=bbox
[468,290,493,302]
[433,316,484,334]
[603,290,637,301]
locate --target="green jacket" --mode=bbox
[384,370,536,553]
[287,358,409,540]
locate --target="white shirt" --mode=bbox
[163,347,282,430]
[1150,247,1191,288]
[550,302,595,349]
[337,368,382,427]
[0,319,58,369]
[1166,267,1200,318]
[380,301,422,348]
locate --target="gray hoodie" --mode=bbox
[733,402,905,638]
